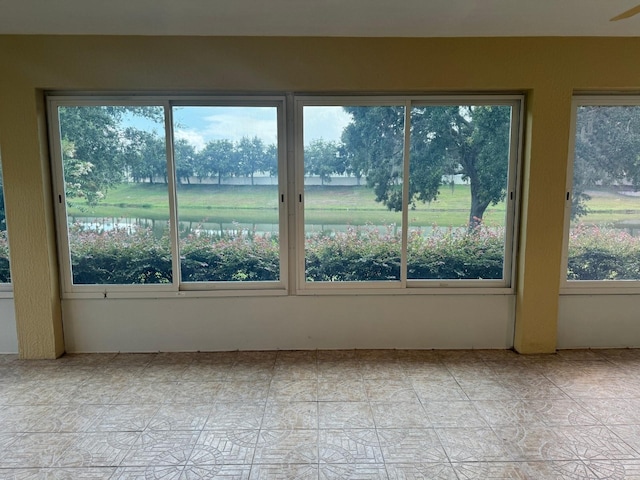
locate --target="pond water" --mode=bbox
[69,215,640,238]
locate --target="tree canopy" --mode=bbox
[341,105,512,227]
[572,105,640,218]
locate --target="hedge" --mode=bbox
[0,224,637,285]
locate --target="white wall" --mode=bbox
[0,298,17,353]
[558,295,640,349]
[62,294,515,352]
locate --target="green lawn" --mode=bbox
[66,182,640,228]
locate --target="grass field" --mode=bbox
[66,183,640,228]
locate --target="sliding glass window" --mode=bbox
[49,94,520,296]
[297,97,521,290]
[49,97,286,295]
[564,96,640,290]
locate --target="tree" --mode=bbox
[341,105,511,228]
[59,106,163,201]
[304,139,344,185]
[572,105,640,218]
[236,136,266,185]
[341,106,405,209]
[121,129,166,184]
[197,140,235,184]
[174,139,196,184]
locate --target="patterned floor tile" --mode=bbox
[194,430,258,465]
[385,462,458,480]
[318,379,368,401]
[253,430,318,464]
[370,402,430,429]
[217,382,270,403]
[436,427,513,463]
[205,403,264,430]
[170,382,223,404]
[410,378,468,401]
[0,433,77,468]
[318,402,375,429]
[120,431,200,467]
[363,380,417,403]
[262,402,317,430]
[319,464,389,480]
[0,467,117,479]
[248,464,319,480]
[148,404,211,431]
[319,429,383,464]
[90,404,160,432]
[267,380,317,402]
[377,429,447,464]
[422,401,487,428]
[4,350,640,479]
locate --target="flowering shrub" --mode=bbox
[52,223,640,285]
[407,225,504,280]
[68,224,172,284]
[305,226,402,281]
[181,230,280,282]
[567,224,640,280]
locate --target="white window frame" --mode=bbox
[295,95,523,295]
[561,95,640,295]
[48,95,288,298]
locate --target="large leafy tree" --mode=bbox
[121,128,166,184]
[197,139,235,184]
[304,139,344,185]
[341,105,511,228]
[236,136,267,185]
[572,105,640,218]
[59,106,163,201]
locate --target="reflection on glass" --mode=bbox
[172,106,280,282]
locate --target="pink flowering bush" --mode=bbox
[567,224,640,280]
[61,222,640,285]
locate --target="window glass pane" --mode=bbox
[0,157,9,283]
[408,105,512,280]
[568,104,640,281]
[58,105,171,285]
[172,106,280,282]
[304,105,404,282]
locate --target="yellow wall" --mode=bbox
[0,36,638,358]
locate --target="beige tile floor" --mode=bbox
[1,349,640,479]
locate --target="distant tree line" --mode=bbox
[56,104,640,226]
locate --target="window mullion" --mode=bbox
[164,102,181,291]
[401,101,411,287]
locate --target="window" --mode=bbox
[564,96,640,290]
[172,105,283,284]
[49,97,286,295]
[297,96,521,291]
[49,94,521,297]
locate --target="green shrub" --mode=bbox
[54,222,640,285]
[567,224,640,280]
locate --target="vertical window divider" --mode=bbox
[401,101,411,287]
[164,102,181,291]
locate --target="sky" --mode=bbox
[131,105,353,150]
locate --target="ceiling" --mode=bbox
[0,0,639,37]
